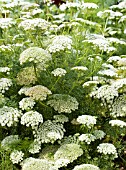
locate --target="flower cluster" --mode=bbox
[110,1,126,10]
[0,78,13,93]
[73,164,100,170]
[34,120,65,144]
[21,157,54,170]
[110,94,126,117]
[28,141,41,154]
[97,143,118,159]
[59,2,81,11]
[90,85,118,105]
[71,66,88,71]
[54,159,70,168]
[19,97,35,110]
[10,150,24,164]
[0,44,12,52]
[0,18,15,29]
[51,68,67,77]
[21,111,43,128]
[77,115,97,128]
[93,130,106,140]
[19,47,52,67]
[18,18,50,31]
[54,144,83,164]
[47,94,79,113]
[19,85,52,101]
[109,120,126,128]
[97,10,123,19]
[83,81,99,87]
[1,135,20,150]
[81,2,98,9]
[53,114,69,123]
[79,134,96,144]
[0,106,22,127]
[47,35,72,53]
[0,67,10,74]
[16,67,37,86]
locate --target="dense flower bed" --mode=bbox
[0,0,126,170]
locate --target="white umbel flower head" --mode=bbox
[71,66,88,71]
[93,130,106,140]
[77,115,97,128]
[18,18,50,31]
[54,143,83,164]
[0,18,15,29]
[19,97,35,110]
[21,157,54,170]
[34,120,65,144]
[53,114,69,123]
[0,106,22,127]
[47,35,72,53]
[0,67,10,74]
[29,141,41,154]
[19,85,52,101]
[73,164,100,170]
[0,78,12,93]
[51,68,67,77]
[55,158,70,168]
[109,120,126,128]
[47,94,79,113]
[97,143,118,158]
[79,134,96,144]
[19,47,52,66]
[10,150,24,164]
[21,111,43,128]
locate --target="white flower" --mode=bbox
[77,115,97,128]
[21,157,54,170]
[19,97,35,110]
[0,18,15,29]
[47,94,79,113]
[79,134,96,144]
[18,18,50,31]
[81,2,98,9]
[109,120,126,128]
[21,111,43,128]
[10,150,24,164]
[117,58,126,66]
[97,10,123,19]
[97,143,118,158]
[29,141,41,154]
[82,81,99,87]
[93,130,106,140]
[98,69,118,77]
[19,85,52,101]
[54,143,83,163]
[51,68,67,77]
[71,66,88,71]
[0,67,10,74]
[55,159,70,168]
[0,106,22,127]
[34,120,65,144]
[0,78,12,93]
[1,135,20,150]
[73,164,100,170]
[53,114,69,123]
[47,35,72,53]
[19,47,52,66]
[107,56,121,63]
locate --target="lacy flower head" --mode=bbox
[47,94,79,113]
[0,18,15,29]
[16,67,37,86]
[47,35,72,53]
[0,78,12,94]
[10,150,24,164]
[19,97,35,110]
[77,115,97,128]
[79,134,96,144]
[97,143,118,159]
[18,18,50,31]
[54,143,83,165]
[109,94,126,117]
[97,10,123,19]
[19,85,52,101]
[19,47,52,68]
[34,120,65,144]
[51,68,67,77]
[71,66,88,71]
[53,114,69,124]
[1,135,20,150]
[109,120,126,128]
[93,130,106,140]
[28,141,41,154]
[21,111,43,128]
[0,106,22,127]
[21,157,54,170]
[0,67,11,74]
[73,164,100,170]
